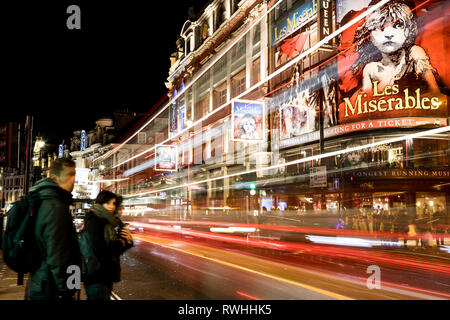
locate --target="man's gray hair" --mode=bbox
[49,157,76,178]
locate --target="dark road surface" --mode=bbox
[112,228,450,300]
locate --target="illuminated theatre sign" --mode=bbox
[351,169,450,179]
[279,0,449,149]
[344,82,442,116]
[279,117,448,149]
[336,0,449,123]
[272,0,318,46]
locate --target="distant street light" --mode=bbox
[33,137,46,153]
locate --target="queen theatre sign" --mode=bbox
[352,169,450,179]
[319,0,333,48]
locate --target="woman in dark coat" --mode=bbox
[82,190,133,300]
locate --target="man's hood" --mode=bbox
[30,178,73,203]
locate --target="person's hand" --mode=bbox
[118,227,133,247]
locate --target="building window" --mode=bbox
[253,23,261,46]
[231,38,246,64]
[195,95,210,121]
[213,56,227,86]
[231,0,240,15]
[137,132,147,145]
[215,3,225,29]
[202,22,209,40]
[231,70,246,98]
[251,58,261,86]
[213,83,227,109]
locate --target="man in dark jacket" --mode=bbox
[27,158,81,300]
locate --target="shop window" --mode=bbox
[416,192,446,219]
[412,138,449,169]
[369,143,404,169]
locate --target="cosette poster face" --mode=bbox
[337,0,449,125]
[232,100,265,142]
[155,145,177,171]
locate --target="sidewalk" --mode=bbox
[0,256,27,300]
[0,250,88,300]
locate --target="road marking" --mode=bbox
[133,234,353,300]
[111,291,122,300]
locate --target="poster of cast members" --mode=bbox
[155,145,177,171]
[337,0,449,125]
[279,67,338,141]
[232,100,265,142]
[280,88,318,140]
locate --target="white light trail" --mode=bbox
[104,0,392,170]
[122,126,450,199]
[306,235,401,248]
[210,227,257,233]
[94,178,129,183]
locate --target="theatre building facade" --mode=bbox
[96,0,449,227]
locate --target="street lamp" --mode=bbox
[33,137,45,153]
[32,137,46,181]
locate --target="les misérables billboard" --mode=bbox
[337,0,448,127]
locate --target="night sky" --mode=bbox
[3,0,210,149]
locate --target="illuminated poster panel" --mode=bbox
[280,88,318,139]
[279,65,337,141]
[337,0,448,125]
[272,0,318,46]
[155,145,178,172]
[58,144,63,158]
[232,100,265,142]
[340,138,370,169]
[80,130,86,151]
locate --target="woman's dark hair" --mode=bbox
[95,190,118,205]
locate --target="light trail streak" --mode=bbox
[133,232,450,299]
[137,218,449,242]
[122,126,450,198]
[236,291,262,300]
[132,233,353,300]
[109,0,393,170]
[130,221,450,276]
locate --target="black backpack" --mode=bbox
[2,191,53,284]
